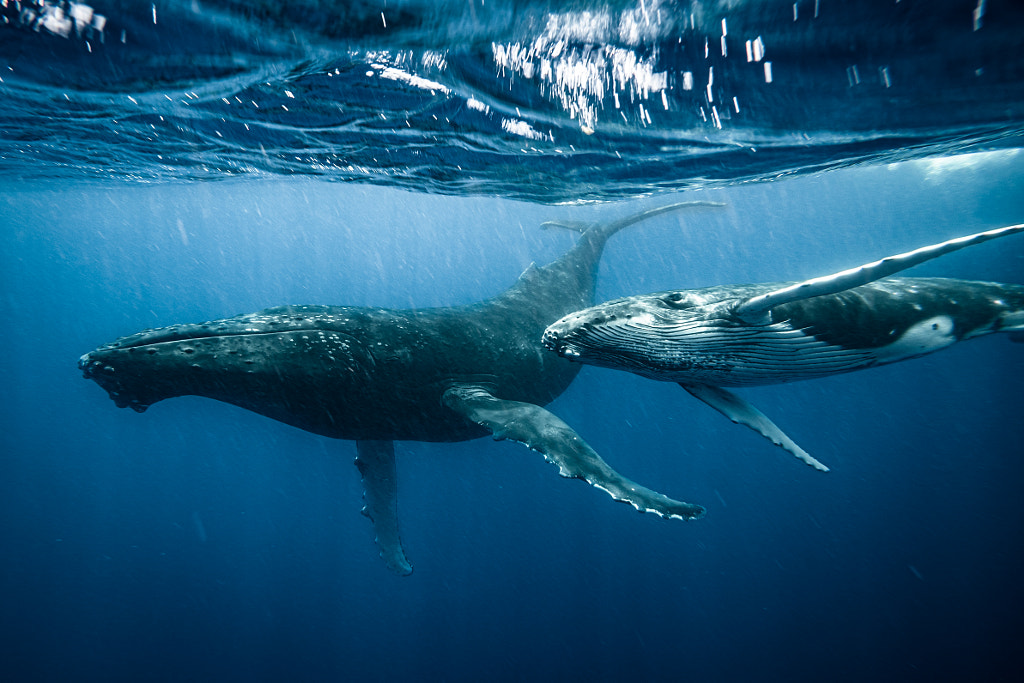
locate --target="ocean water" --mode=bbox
[2,2,1024,682]
[3,0,1023,200]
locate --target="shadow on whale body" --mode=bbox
[545,223,1024,478]
[79,202,722,575]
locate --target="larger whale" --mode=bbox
[544,223,1024,473]
[79,202,719,575]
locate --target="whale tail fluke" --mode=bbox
[542,200,725,245]
[536,201,726,291]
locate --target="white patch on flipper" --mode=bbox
[873,315,956,363]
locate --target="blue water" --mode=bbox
[3,155,1024,681]
[3,1,1024,681]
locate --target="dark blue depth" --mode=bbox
[2,156,1023,681]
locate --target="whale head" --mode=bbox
[79,306,377,415]
[79,318,281,412]
[542,287,751,383]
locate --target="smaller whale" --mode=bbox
[544,223,1024,471]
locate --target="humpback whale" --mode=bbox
[544,224,1024,472]
[79,202,720,575]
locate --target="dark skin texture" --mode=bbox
[78,204,723,575]
[80,240,590,441]
[79,204,710,442]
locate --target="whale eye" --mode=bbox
[662,292,693,309]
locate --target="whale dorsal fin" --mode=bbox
[734,223,1024,321]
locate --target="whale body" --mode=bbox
[80,202,720,574]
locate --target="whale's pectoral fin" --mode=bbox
[734,222,1024,321]
[355,440,413,576]
[681,383,829,472]
[443,385,705,520]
